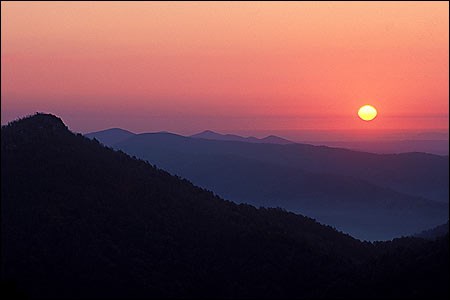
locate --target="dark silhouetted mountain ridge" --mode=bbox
[2,113,448,299]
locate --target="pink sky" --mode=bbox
[1,1,448,140]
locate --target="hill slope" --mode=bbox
[94,132,449,240]
[2,114,448,299]
[111,132,448,203]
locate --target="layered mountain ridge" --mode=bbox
[86,127,449,240]
[2,113,449,299]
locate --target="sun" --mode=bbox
[358,105,377,121]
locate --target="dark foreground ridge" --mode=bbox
[2,113,449,299]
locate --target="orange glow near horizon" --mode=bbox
[1,1,448,139]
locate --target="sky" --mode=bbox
[1,1,448,141]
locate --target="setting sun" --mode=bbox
[358,105,378,121]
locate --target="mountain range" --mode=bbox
[2,113,449,299]
[86,128,449,155]
[191,130,294,144]
[85,128,295,146]
[86,128,449,241]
